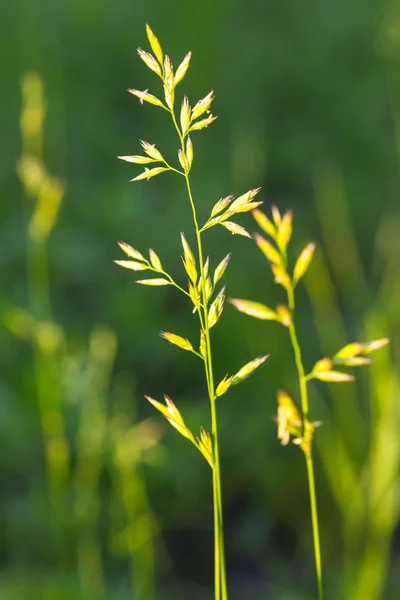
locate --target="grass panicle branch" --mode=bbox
[116,25,267,600]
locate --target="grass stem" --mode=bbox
[170,104,227,600]
[183,170,227,600]
[287,285,323,600]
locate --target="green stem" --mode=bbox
[306,451,324,600]
[287,287,309,422]
[24,210,69,566]
[287,286,323,600]
[162,160,185,177]
[184,171,227,600]
[169,108,227,600]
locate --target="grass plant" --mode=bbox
[230,206,389,599]
[10,73,160,599]
[15,72,69,561]
[116,25,268,600]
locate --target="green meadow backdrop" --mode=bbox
[1,0,400,598]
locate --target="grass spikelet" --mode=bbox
[228,298,279,321]
[221,221,252,238]
[293,242,316,285]
[145,24,163,64]
[136,278,170,286]
[118,154,157,164]
[252,208,276,238]
[254,233,282,265]
[215,375,234,398]
[131,166,169,182]
[137,48,162,76]
[231,355,269,384]
[213,254,231,286]
[211,195,234,218]
[159,331,195,353]
[175,52,192,86]
[311,370,355,383]
[114,260,147,271]
[128,89,166,108]
[191,90,214,120]
[117,241,146,261]
[208,287,226,329]
[149,249,162,270]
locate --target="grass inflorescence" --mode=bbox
[116,25,268,600]
[230,205,389,599]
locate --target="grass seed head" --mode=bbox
[118,154,157,165]
[181,232,197,284]
[338,356,371,367]
[117,241,146,262]
[231,355,269,384]
[312,357,333,373]
[191,91,214,121]
[145,24,163,64]
[136,278,170,286]
[277,211,293,251]
[186,136,193,169]
[312,370,354,383]
[208,286,226,328]
[361,338,390,354]
[175,52,192,86]
[216,374,234,397]
[140,140,164,161]
[137,48,162,77]
[213,253,231,286]
[254,234,282,266]
[114,260,147,271]
[276,390,302,446]
[159,331,194,353]
[271,205,282,226]
[293,242,316,285]
[130,166,169,182]
[197,427,214,467]
[129,88,166,108]
[199,330,207,359]
[189,113,217,132]
[221,221,252,238]
[211,195,234,218]
[334,342,364,360]
[149,249,163,271]
[229,298,279,321]
[252,208,276,239]
[180,96,191,135]
[145,395,195,443]
[276,304,291,327]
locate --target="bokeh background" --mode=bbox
[1,1,400,598]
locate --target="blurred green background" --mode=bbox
[1,0,400,598]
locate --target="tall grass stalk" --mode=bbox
[230,206,389,599]
[16,73,69,559]
[116,25,267,600]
